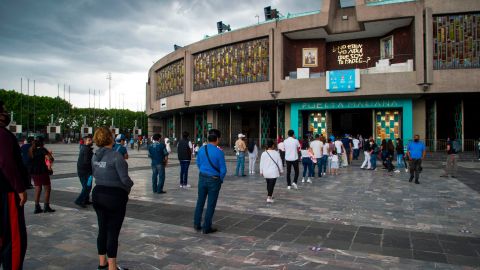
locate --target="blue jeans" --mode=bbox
[371,153,377,169]
[353,149,360,160]
[235,152,245,176]
[396,154,405,168]
[75,175,92,204]
[194,173,222,231]
[180,160,190,185]
[302,157,314,177]
[152,164,166,193]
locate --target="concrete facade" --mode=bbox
[146,0,480,148]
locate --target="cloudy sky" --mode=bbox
[0,0,317,111]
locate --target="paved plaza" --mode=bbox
[23,144,480,269]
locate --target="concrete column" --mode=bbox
[184,50,192,105]
[414,5,425,85]
[461,99,465,151]
[285,103,291,138]
[425,8,433,85]
[147,117,162,138]
[413,99,426,140]
[207,109,214,127]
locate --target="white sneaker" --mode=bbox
[292,183,298,189]
[307,178,312,183]
[287,186,291,190]
[184,184,191,188]
[394,170,400,173]
[301,177,305,183]
[179,185,184,188]
[266,198,274,203]
[405,168,409,172]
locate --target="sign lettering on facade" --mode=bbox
[332,44,371,65]
[300,100,400,110]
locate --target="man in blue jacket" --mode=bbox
[194,129,227,234]
[148,134,169,194]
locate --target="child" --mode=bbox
[260,139,283,203]
[330,149,339,175]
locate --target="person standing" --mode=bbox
[20,136,34,189]
[247,140,258,175]
[259,139,283,203]
[30,137,55,214]
[113,134,128,160]
[194,129,227,234]
[300,141,314,183]
[341,134,353,164]
[284,130,301,190]
[334,137,344,167]
[234,134,247,177]
[164,138,172,154]
[406,134,426,184]
[92,127,134,270]
[148,134,169,194]
[441,137,458,178]
[277,138,286,167]
[394,138,406,173]
[177,132,193,188]
[309,134,323,178]
[320,137,329,176]
[369,138,378,170]
[352,136,360,160]
[330,149,339,175]
[360,137,372,170]
[0,101,28,270]
[75,135,94,208]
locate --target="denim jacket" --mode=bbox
[148,141,168,166]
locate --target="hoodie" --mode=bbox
[92,147,134,193]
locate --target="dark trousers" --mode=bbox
[371,153,377,169]
[302,157,314,178]
[152,163,166,193]
[279,151,285,167]
[386,156,394,172]
[313,158,323,177]
[75,175,92,205]
[92,186,128,258]
[286,160,299,186]
[265,178,277,196]
[0,192,27,270]
[179,160,191,185]
[409,159,422,182]
[194,173,222,231]
[353,149,360,160]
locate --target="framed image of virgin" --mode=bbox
[380,35,394,59]
[302,48,318,67]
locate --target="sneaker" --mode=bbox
[287,186,291,190]
[184,184,192,188]
[44,204,56,213]
[116,266,129,270]
[34,205,43,214]
[307,178,312,183]
[179,185,184,188]
[301,177,305,183]
[292,183,298,189]
[97,264,108,270]
[405,168,409,173]
[266,198,274,203]
[394,170,400,173]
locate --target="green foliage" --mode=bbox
[0,89,147,137]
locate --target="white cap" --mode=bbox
[238,133,245,138]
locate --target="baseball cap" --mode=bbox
[238,133,245,138]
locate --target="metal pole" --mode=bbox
[33,80,36,133]
[27,79,29,134]
[88,89,90,108]
[107,72,112,109]
[20,78,23,126]
[461,99,464,152]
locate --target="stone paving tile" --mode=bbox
[30,144,480,269]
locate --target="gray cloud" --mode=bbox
[0,0,316,109]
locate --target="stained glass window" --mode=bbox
[156,59,184,100]
[193,37,269,91]
[433,13,480,69]
[375,110,401,143]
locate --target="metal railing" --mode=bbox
[421,139,479,152]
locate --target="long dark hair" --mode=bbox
[381,139,387,149]
[248,140,256,153]
[387,140,395,152]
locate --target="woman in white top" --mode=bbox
[164,138,172,154]
[260,139,284,203]
[247,140,258,174]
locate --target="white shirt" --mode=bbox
[322,143,330,156]
[331,154,339,162]
[284,137,300,161]
[277,142,285,151]
[248,145,258,157]
[300,149,309,158]
[334,140,343,153]
[309,140,323,158]
[260,150,284,178]
[353,139,360,149]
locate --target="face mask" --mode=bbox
[414,139,419,142]
[370,142,373,145]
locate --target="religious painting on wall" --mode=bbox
[156,59,185,100]
[302,48,318,67]
[193,37,269,91]
[380,35,394,59]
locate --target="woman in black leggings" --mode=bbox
[92,127,134,270]
[259,139,283,203]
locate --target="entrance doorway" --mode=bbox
[330,109,373,138]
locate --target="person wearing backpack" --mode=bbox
[29,137,55,214]
[260,139,283,203]
[177,132,193,188]
[148,134,169,194]
[441,137,458,178]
